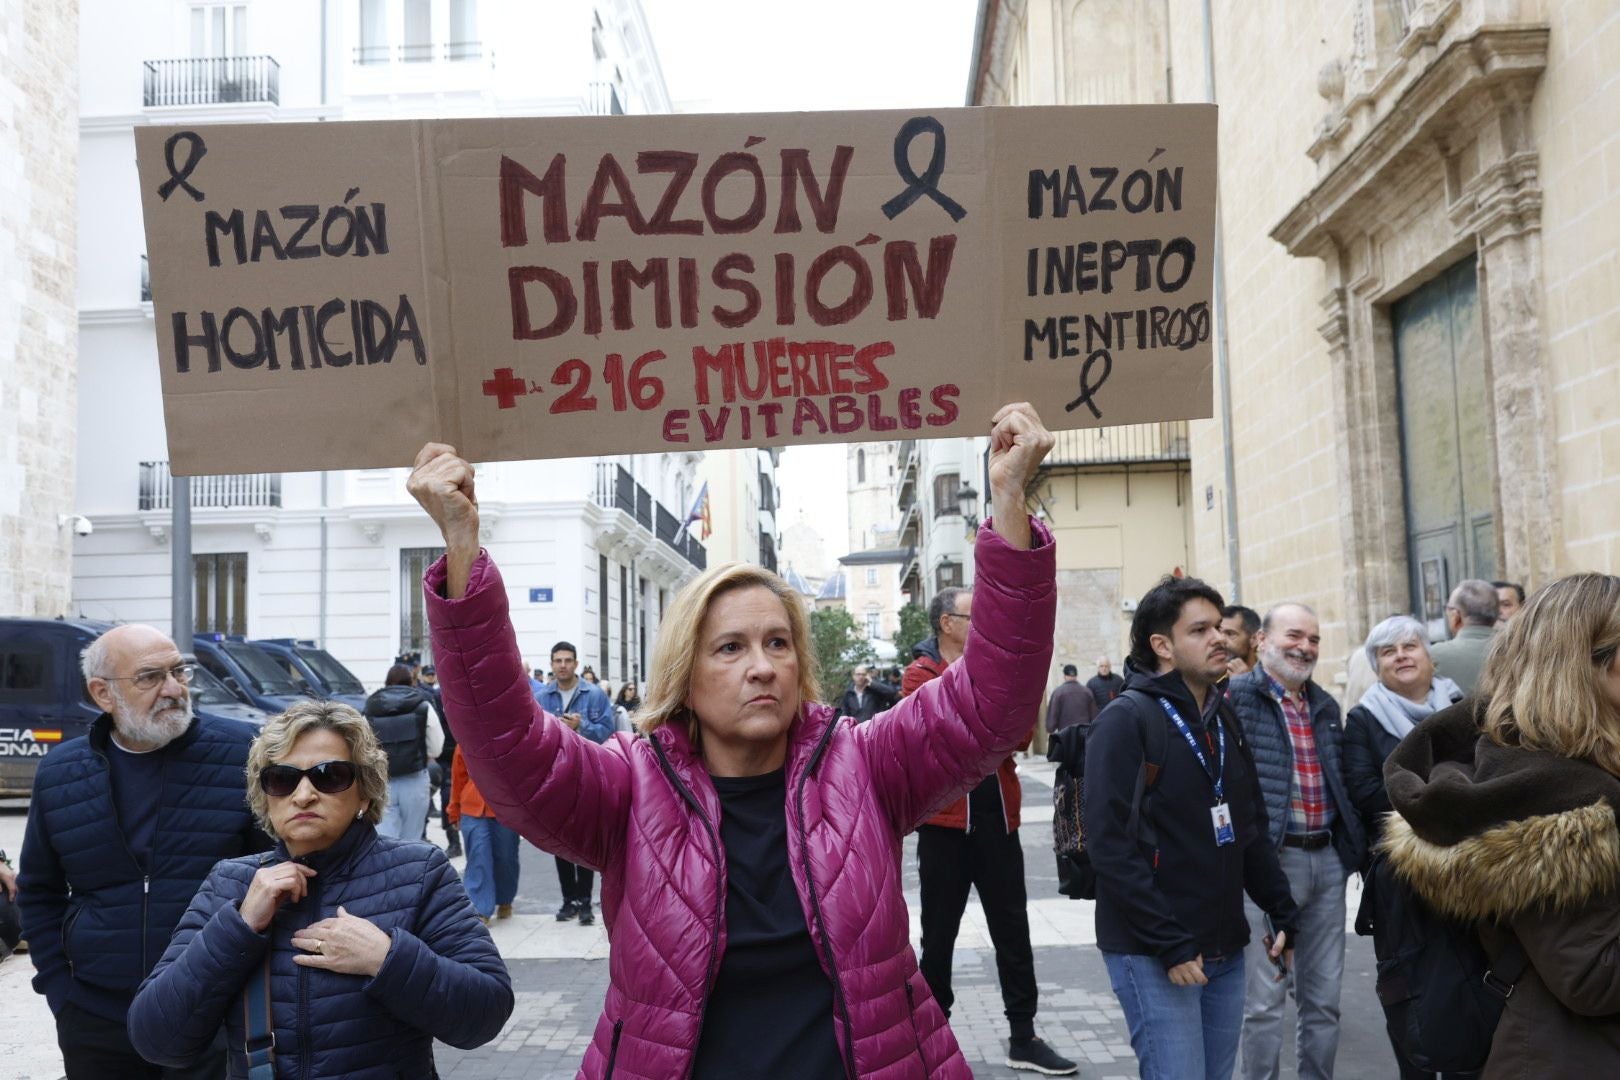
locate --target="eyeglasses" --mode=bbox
[946,611,972,622]
[259,760,358,798]
[98,663,195,691]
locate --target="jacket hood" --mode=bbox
[911,636,943,663]
[1382,700,1620,921]
[365,684,427,716]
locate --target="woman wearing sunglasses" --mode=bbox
[409,402,1058,1079]
[127,700,513,1078]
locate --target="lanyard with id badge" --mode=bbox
[1157,697,1235,846]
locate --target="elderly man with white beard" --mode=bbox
[18,624,270,1079]
[1226,604,1365,1080]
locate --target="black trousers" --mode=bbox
[916,823,1038,1039]
[58,1001,226,1079]
[556,855,595,904]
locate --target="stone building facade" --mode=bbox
[972,0,1620,690]
[0,0,79,616]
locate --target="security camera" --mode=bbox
[60,514,93,537]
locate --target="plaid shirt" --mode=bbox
[1266,673,1330,834]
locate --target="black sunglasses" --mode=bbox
[259,760,358,798]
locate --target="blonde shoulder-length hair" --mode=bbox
[636,562,822,744]
[245,700,390,835]
[1479,573,1620,776]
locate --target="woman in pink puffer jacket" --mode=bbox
[411,404,1058,1079]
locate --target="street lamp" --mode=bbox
[956,482,980,537]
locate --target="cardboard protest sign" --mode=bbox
[135,106,1216,476]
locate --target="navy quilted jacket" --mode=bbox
[17,712,268,1021]
[128,820,513,1079]
[1226,668,1365,872]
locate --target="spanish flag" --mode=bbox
[678,482,711,542]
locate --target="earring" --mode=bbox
[355,810,364,820]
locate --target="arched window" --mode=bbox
[857,449,866,484]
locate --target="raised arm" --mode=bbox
[411,443,632,871]
[856,403,1057,833]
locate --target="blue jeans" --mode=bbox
[377,769,430,840]
[1104,950,1247,1080]
[460,814,521,916]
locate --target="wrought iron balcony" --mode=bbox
[593,462,654,530]
[139,461,281,510]
[143,56,280,107]
[1045,421,1191,467]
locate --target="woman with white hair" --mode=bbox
[1342,615,1464,852]
[1342,614,1463,1080]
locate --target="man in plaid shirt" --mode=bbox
[1227,604,1365,1080]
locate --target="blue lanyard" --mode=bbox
[1158,697,1225,803]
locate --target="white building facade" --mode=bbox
[697,447,782,575]
[898,436,987,606]
[72,0,706,688]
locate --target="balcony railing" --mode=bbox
[593,462,654,530]
[759,473,776,514]
[353,41,486,65]
[759,531,778,574]
[139,461,281,510]
[1046,421,1191,467]
[143,55,280,107]
[140,255,151,302]
[594,463,703,568]
[588,81,626,116]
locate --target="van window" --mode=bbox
[1,643,54,704]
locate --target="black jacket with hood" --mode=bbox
[1083,662,1298,969]
[1383,701,1620,1079]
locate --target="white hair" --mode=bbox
[1364,615,1432,670]
[81,634,113,683]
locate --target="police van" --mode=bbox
[0,618,268,797]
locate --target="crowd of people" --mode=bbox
[9,397,1618,1079]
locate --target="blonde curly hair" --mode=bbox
[245,700,390,835]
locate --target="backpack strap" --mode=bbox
[1119,688,1170,788]
[243,952,275,1078]
[1482,932,1530,1002]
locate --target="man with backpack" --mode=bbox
[1084,575,1298,1080]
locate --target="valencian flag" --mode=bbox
[676,483,711,544]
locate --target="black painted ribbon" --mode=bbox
[881,116,967,223]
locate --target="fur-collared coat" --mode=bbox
[1383,701,1620,1079]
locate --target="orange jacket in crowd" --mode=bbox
[447,746,492,826]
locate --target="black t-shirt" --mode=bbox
[692,769,844,1079]
[107,738,166,868]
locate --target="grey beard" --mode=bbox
[111,687,193,747]
[1259,645,1316,686]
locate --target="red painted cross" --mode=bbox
[482,367,527,409]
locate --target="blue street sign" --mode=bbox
[529,588,554,603]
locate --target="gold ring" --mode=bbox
[314,939,324,953]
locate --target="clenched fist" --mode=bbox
[986,403,1056,550]
[408,443,482,598]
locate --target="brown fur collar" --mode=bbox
[1382,800,1620,921]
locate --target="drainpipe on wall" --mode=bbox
[1201,0,1243,602]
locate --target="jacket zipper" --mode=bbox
[903,979,926,1067]
[794,716,859,1080]
[650,736,726,1080]
[92,738,157,975]
[604,1019,624,1078]
[63,905,84,975]
[300,871,319,1079]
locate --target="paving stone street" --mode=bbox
[0,759,1399,1078]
